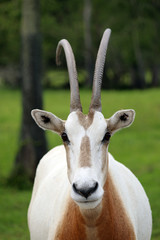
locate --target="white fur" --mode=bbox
[109,154,152,239]
[28,146,70,240]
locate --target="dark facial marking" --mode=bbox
[120,113,128,121]
[41,115,51,124]
[61,132,70,144]
[102,132,111,143]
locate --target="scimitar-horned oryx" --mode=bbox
[28,28,152,240]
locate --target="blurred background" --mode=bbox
[0,0,160,89]
[0,0,160,239]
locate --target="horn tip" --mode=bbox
[56,39,69,66]
[104,28,111,37]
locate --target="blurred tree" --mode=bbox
[129,0,146,88]
[83,0,94,87]
[92,0,160,88]
[0,0,21,65]
[40,0,83,68]
[142,0,160,87]
[10,0,47,186]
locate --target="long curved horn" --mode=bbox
[89,28,111,112]
[56,39,82,112]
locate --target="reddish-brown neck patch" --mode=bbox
[54,199,87,240]
[95,174,136,240]
[54,174,136,240]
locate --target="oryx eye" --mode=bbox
[102,132,111,143]
[61,132,70,144]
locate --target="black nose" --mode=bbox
[73,182,98,199]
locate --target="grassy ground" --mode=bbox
[0,87,160,239]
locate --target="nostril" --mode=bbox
[73,183,84,196]
[73,183,78,193]
[72,182,98,199]
[93,182,98,192]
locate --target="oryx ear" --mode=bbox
[107,109,135,134]
[31,109,65,134]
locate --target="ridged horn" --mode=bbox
[89,28,111,112]
[56,39,82,112]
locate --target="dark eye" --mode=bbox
[61,132,70,144]
[102,132,111,143]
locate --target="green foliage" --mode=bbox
[40,0,83,67]
[0,0,159,88]
[43,69,86,88]
[92,0,160,88]
[0,0,21,65]
[0,87,160,239]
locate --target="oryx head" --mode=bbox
[32,29,135,209]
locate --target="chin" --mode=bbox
[73,198,102,210]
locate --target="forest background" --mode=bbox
[0,0,159,89]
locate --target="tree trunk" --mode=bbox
[151,64,159,87]
[130,26,146,89]
[10,0,47,187]
[83,0,94,87]
[129,0,146,89]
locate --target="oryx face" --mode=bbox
[63,111,108,209]
[32,108,135,209]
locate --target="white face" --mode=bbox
[63,111,109,209]
[31,108,135,210]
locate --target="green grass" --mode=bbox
[0,187,30,240]
[0,87,160,239]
